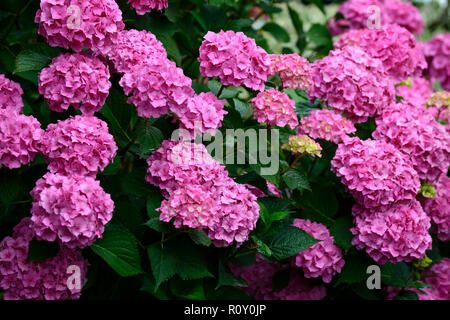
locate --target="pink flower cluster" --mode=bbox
[108,29,167,74]
[291,219,345,283]
[0,74,24,113]
[373,102,450,182]
[35,0,125,53]
[308,46,394,123]
[40,115,117,177]
[30,173,114,249]
[420,175,450,242]
[395,77,432,108]
[335,24,427,81]
[0,110,43,169]
[268,54,311,90]
[119,58,194,119]
[171,92,227,136]
[299,109,356,143]
[229,254,327,300]
[127,0,168,15]
[426,91,450,124]
[146,140,259,247]
[251,89,298,129]
[329,0,423,36]
[199,30,270,91]
[332,137,420,209]
[0,218,88,300]
[423,33,450,91]
[38,53,111,115]
[351,201,432,264]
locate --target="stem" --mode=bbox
[217,84,225,98]
[281,153,304,175]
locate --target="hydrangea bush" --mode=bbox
[0,0,448,301]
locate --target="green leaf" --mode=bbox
[136,124,163,155]
[90,226,143,277]
[330,216,353,251]
[306,24,332,50]
[235,171,268,194]
[14,50,51,73]
[305,0,326,14]
[158,35,181,66]
[262,22,291,43]
[287,5,304,35]
[336,255,370,285]
[26,239,60,262]
[300,185,339,220]
[216,259,247,290]
[140,274,171,300]
[120,167,151,199]
[147,237,213,289]
[262,225,319,260]
[381,262,411,287]
[258,197,291,213]
[101,156,121,175]
[272,269,291,291]
[189,229,212,247]
[201,5,227,32]
[0,172,22,204]
[393,290,419,300]
[170,278,206,300]
[252,236,272,257]
[233,98,253,120]
[282,169,310,191]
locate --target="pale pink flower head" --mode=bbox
[308,46,395,123]
[384,0,424,35]
[0,111,43,169]
[282,134,322,157]
[229,253,327,300]
[128,0,168,15]
[420,175,450,242]
[38,53,111,115]
[423,33,450,91]
[251,89,298,129]
[268,54,311,90]
[35,0,125,53]
[351,200,432,264]
[299,109,356,143]
[172,92,227,136]
[291,219,345,283]
[108,29,167,74]
[30,172,114,249]
[157,185,219,230]
[426,91,450,124]
[396,77,433,108]
[336,24,427,81]
[0,74,23,113]
[198,30,270,91]
[0,218,88,300]
[373,102,450,182]
[331,137,420,209]
[41,115,117,177]
[119,57,194,119]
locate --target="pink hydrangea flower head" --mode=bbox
[396,77,433,108]
[291,219,345,283]
[35,0,125,53]
[336,24,427,81]
[308,46,395,123]
[0,111,44,169]
[198,30,270,91]
[351,200,432,264]
[0,218,88,300]
[268,54,311,90]
[420,175,450,242]
[30,173,114,249]
[299,109,356,143]
[41,115,117,177]
[384,0,424,35]
[331,137,420,209]
[207,178,260,247]
[229,253,326,300]
[251,89,298,129]
[172,92,227,136]
[422,258,450,299]
[38,53,111,115]
[120,57,194,119]
[157,185,219,229]
[146,140,229,197]
[108,29,167,74]
[423,33,450,91]
[426,91,450,123]
[0,74,24,113]
[373,102,450,182]
[127,0,168,15]
[282,134,322,157]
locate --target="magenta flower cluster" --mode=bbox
[308,46,394,123]
[0,74,24,113]
[146,140,259,247]
[268,54,311,90]
[423,33,450,91]
[291,219,345,283]
[229,253,327,300]
[38,53,111,115]
[127,0,168,15]
[35,0,125,53]
[299,109,356,143]
[395,77,432,108]
[0,218,88,300]
[251,89,298,129]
